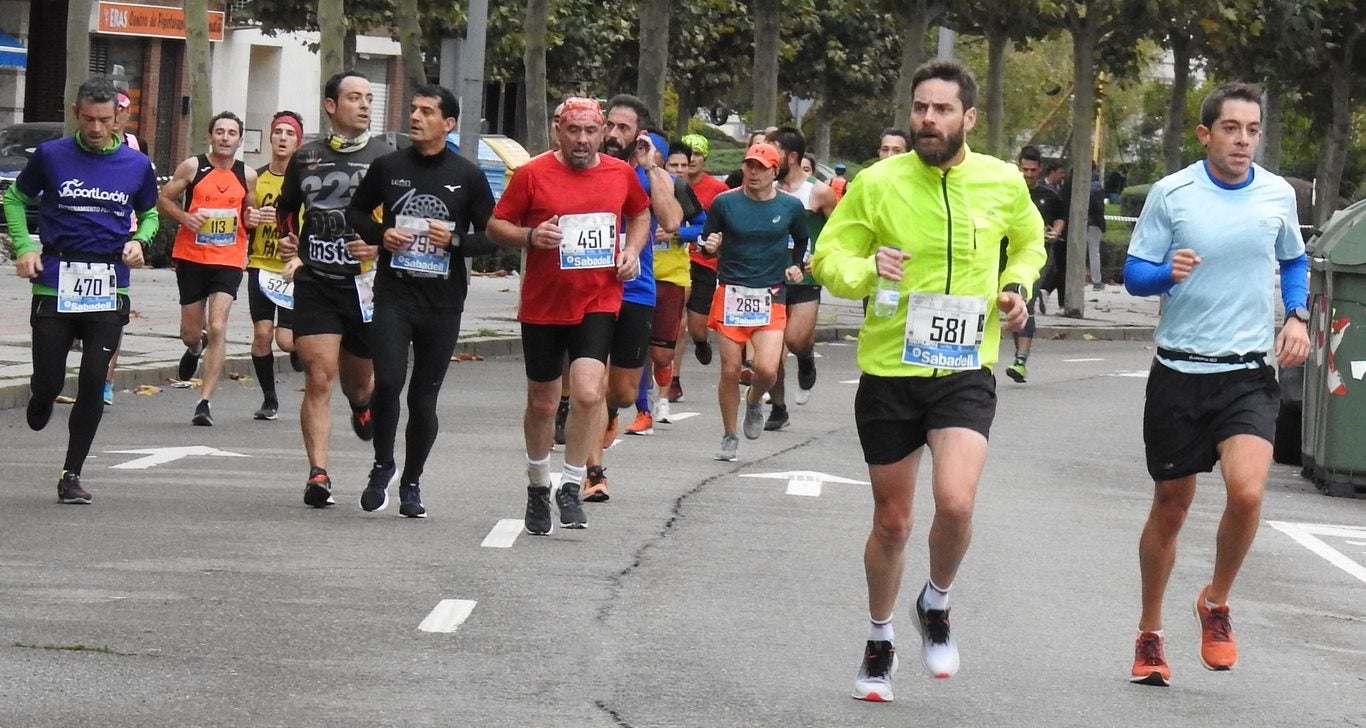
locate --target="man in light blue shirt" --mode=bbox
[1123,82,1309,687]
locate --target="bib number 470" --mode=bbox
[71,278,105,296]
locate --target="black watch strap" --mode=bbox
[1003,283,1026,297]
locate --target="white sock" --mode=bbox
[526,455,551,487]
[869,616,894,643]
[561,463,587,486]
[1139,629,1164,637]
[921,579,951,611]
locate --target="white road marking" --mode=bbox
[824,342,850,347]
[786,350,825,358]
[481,519,524,548]
[1064,358,1104,362]
[1347,540,1366,546]
[1268,521,1366,585]
[418,599,477,633]
[1109,371,1149,378]
[1352,361,1366,380]
[740,469,870,497]
[841,379,860,385]
[663,411,699,422]
[107,446,249,470]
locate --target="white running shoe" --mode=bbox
[655,397,672,424]
[916,585,960,678]
[852,640,897,702]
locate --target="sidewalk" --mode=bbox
[0,264,1157,409]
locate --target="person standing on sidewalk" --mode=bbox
[1124,82,1308,687]
[811,59,1043,702]
[158,111,259,426]
[2,76,159,504]
[347,85,495,518]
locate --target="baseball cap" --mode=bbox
[680,133,709,158]
[743,143,781,169]
[835,162,847,172]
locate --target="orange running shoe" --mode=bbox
[582,465,609,502]
[1129,631,1171,686]
[601,413,619,449]
[625,411,654,436]
[1194,586,1237,670]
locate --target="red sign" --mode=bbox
[97,2,226,42]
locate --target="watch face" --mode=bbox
[1292,307,1311,321]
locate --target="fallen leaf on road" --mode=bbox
[499,288,512,293]
[1083,333,1098,341]
[135,384,162,396]
[452,353,484,362]
[168,378,201,389]
[228,372,249,381]
[54,395,76,405]
[843,334,858,341]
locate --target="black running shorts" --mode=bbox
[687,261,718,316]
[246,267,295,328]
[785,283,821,306]
[610,300,654,369]
[1143,361,1278,481]
[175,259,243,305]
[854,368,997,465]
[521,312,616,382]
[291,268,371,358]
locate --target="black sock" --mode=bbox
[350,399,370,414]
[253,354,276,401]
[309,465,327,478]
[771,403,787,414]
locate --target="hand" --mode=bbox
[529,216,563,250]
[245,207,264,229]
[382,227,415,253]
[998,291,1028,333]
[279,232,299,260]
[1275,317,1310,368]
[183,212,206,233]
[1170,248,1201,283]
[15,251,41,279]
[616,246,640,281]
[876,246,912,281]
[282,256,303,282]
[702,232,722,256]
[656,227,676,244]
[1044,227,1059,242]
[345,235,379,262]
[427,219,454,248]
[785,265,804,283]
[122,241,144,269]
[633,133,658,168]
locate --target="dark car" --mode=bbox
[0,121,64,239]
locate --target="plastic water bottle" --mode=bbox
[874,277,900,317]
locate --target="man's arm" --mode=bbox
[157,157,204,231]
[809,181,878,299]
[811,179,837,217]
[345,157,387,247]
[645,165,682,233]
[241,166,260,229]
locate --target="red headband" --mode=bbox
[559,97,603,125]
[271,114,303,140]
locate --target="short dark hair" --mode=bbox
[209,110,243,135]
[1017,145,1042,164]
[910,59,977,110]
[1042,160,1064,176]
[415,84,460,121]
[606,93,653,132]
[324,70,368,102]
[881,128,909,144]
[767,125,806,160]
[272,109,303,126]
[1200,82,1262,129]
[667,141,692,159]
[75,76,119,108]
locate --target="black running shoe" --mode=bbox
[554,398,569,446]
[797,354,817,390]
[303,469,335,508]
[253,399,279,421]
[57,471,92,505]
[360,461,394,512]
[350,406,374,441]
[525,484,553,535]
[177,332,206,382]
[27,395,54,431]
[694,338,713,365]
[555,480,588,529]
[853,640,897,702]
[764,405,790,432]
[398,483,426,518]
[192,399,213,426]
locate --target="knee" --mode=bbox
[871,512,913,549]
[527,392,559,421]
[304,369,335,395]
[934,493,976,527]
[1150,490,1194,528]
[1226,485,1264,518]
[572,381,607,410]
[205,320,228,343]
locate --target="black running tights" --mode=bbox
[370,302,462,485]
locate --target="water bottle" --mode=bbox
[873,277,900,318]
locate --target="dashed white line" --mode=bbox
[481,519,524,548]
[418,599,477,633]
[1064,358,1104,362]
[662,411,699,422]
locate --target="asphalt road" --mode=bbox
[1,339,1363,727]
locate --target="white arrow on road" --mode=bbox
[740,470,869,497]
[107,446,249,470]
[1351,361,1366,380]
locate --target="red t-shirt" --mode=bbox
[688,174,729,271]
[494,152,650,325]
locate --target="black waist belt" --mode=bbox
[42,246,121,265]
[1157,348,1267,365]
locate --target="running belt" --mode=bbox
[1156,348,1267,365]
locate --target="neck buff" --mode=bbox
[327,129,372,153]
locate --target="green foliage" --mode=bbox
[1118,184,1151,218]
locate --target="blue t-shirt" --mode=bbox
[701,188,807,304]
[1128,161,1303,373]
[15,136,158,290]
[621,165,657,307]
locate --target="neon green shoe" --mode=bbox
[1006,361,1028,383]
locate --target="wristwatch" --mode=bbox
[1003,283,1027,298]
[1290,306,1310,322]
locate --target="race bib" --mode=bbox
[653,236,672,253]
[391,215,451,277]
[722,284,772,327]
[195,208,239,246]
[902,293,985,370]
[258,270,294,310]
[355,270,376,324]
[57,261,117,313]
[559,212,617,270]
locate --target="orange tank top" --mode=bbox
[172,155,249,268]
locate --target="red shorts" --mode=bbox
[708,283,787,345]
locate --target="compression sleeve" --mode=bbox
[678,210,706,243]
[2,183,35,256]
[1279,253,1309,312]
[1123,255,1176,297]
[133,207,160,243]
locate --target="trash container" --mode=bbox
[1301,198,1366,497]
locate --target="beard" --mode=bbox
[601,137,632,161]
[566,143,595,169]
[914,126,965,166]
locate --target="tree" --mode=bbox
[523,0,551,153]
[64,0,94,134]
[395,0,427,103]
[751,0,782,128]
[947,1,1055,158]
[317,0,346,131]
[888,0,949,128]
[184,0,212,154]
[668,0,750,138]
[637,0,670,122]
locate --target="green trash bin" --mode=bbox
[1302,198,1366,497]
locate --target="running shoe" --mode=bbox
[915,584,960,678]
[764,405,789,432]
[625,411,654,436]
[655,397,672,424]
[852,640,897,702]
[178,331,206,382]
[360,461,394,512]
[103,380,114,406]
[601,413,619,449]
[254,399,279,421]
[57,471,92,505]
[1130,631,1171,686]
[398,483,426,518]
[554,399,569,446]
[1006,360,1027,383]
[739,360,754,387]
[1195,586,1237,670]
[1092,282,1105,291]
[694,338,712,365]
[555,480,587,529]
[742,387,765,440]
[714,432,739,462]
[583,465,609,502]
[351,406,374,441]
[796,354,817,391]
[26,394,54,431]
[303,469,335,508]
[525,484,553,535]
[192,399,214,427]
[667,377,683,403]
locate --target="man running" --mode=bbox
[276,70,395,507]
[245,110,304,421]
[811,59,1044,702]
[159,111,259,426]
[347,85,495,518]
[699,143,807,462]
[681,133,729,373]
[486,97,649,535]
[2,76,159,504]
[1124,82,1307,687]
[1003,145,1066,383]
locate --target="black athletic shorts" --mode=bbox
[687,262,718,316]
[1143,361,1279,481]
[854,368,997,465]
[786,284,821,306]
[521,312,616,382]
[175,259,243,305]
[291,268,371,358]
[246,267,294,328]
[610,300,654,369]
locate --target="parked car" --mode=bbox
[0,121,64,239]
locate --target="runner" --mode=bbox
[810,59,1044,702]
[2,76,159,504]
[101,90,149,406]
[698,143,807,462]
[1003,144,1066,384]
[680,133,729,375]
[486,97,649,534]
[766,126,836,428]
[878,128,910,159]
[158,110,259,426]
[275,70,395,508]
[245,111,304,421]
[347,85,496,518]
[1124,82,1307,687]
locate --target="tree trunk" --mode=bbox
[395,0,426,103]
[1313,68,1352,226]
[1064,15,1097,319]
[892,10,934,127]
[984,23,1007,158]
[1162,29,1189,174]
[318,0,345,132]
[183,0,211,155]
[637,0,670,124]
[751,0,781,130]
[523,0,551,154]
[64,0,94,135]
[813,97,833,163]
[674,84,693,140]
[1259,83,1283,172]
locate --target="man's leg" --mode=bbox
[295,333,342,470]
[64,314,121,474]
[28,302,76,432]
[865,452,922,621]
[923,427,988,589]
[1137,476,1197,632]
[1208,434,1272,603]
[178,297,208,381]
[198,292,235,402]
[716,334,744,437]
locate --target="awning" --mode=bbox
[0,29,26,70]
